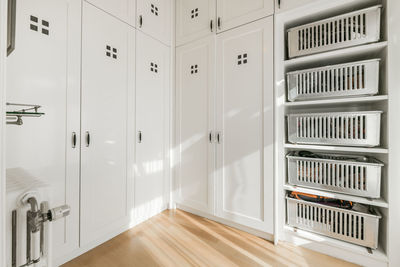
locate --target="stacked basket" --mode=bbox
[285,5,383,250]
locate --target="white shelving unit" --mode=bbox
[274,1,393,266]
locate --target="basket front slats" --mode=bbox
[288,60,378,101]
[287,153,382,198]
[289,6,380,58]
[289,112,381,147]
[287,198,379,248]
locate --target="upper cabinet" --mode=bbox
[176,0,216,46]
[176,0,274,46]
[216,0,274,33]
[85,0,136,26]
[137,0,172,45]
[275,0,317,13]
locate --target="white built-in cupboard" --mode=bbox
[176,0,274,46]
[6,0,171,265]
[176,15,274,232]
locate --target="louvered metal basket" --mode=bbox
[286,196,381,249]
[287,59,380,102]
[287,111,382,147]
[287,152,383,198]
[287,5,382,58]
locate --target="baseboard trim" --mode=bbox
[176,204,274,242]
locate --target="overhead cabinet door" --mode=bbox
[137,0,171,45]
[216,17,274,233]
[85,0,136,26]
[176,0,216,46]
[275,0,317,13]
[135,32,170,224]
[175,36,216,214]
[216,0,274,33]
[5,0,81,261]
[81,2,134,247]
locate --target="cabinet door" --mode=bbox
[5,0,81,262]
[86,0,136,26]
[216,17,274,233]
[175,36,216,214]
[135,31,170,224]
[81,2,135,247]
[276,0,317,12]
[216,0,274,33]
[176,0,216,46]
[137,0,171,45]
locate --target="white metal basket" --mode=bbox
[286,196,381,249]
[287,5,382,58]
[287,111,382,147]
[287,59,380,102]
[287,152,383,198]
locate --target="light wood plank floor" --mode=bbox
[63,209,359,267]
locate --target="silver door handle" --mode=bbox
[216,132,222,144]
[139,15,143,28]
[86,131,90,147]
[7,0,16,56]
[72,132,77,148]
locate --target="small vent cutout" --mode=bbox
[287,59,380,101]
[151,4,159,16]
[287,6,381,58]
[150,62,158,73]
[106,45,118,59]
[237,53,248,65]
[287,197,381,249]
[191,8,199,19]
[30,15,50,36]
[288,111,382,147]
[190,65,198,74]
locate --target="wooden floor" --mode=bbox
[63,209,358,267]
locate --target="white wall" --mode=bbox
[0,0,7,265]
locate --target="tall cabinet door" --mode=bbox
[5,0,81,262]
[176,0,216,46]
[135,31,170,224]
[137,0,171,45]
[216,17,274,233]
[216,0,274,33]
[175,36,216,214]
[85,0,136,26]
[81,2,135,247]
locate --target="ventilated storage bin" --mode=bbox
[287,152,383,198]
[287,111,382,147]
[286,197,381,249]
[287,5,382,58]
[287,59,380,102]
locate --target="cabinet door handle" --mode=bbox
[216,132,221,144]
[217,17,221,30]
[86,131,90,147]
[209,131,213,143]
[139,15,143,28]
[7,0,16,56]
[138,131,142,143]
[278,0,281,8]
[72,132,77,148]
[210,20,214,32]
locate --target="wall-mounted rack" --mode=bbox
[6,103,45,125]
